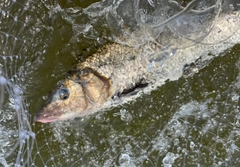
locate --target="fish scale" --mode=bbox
[35,10,240,123]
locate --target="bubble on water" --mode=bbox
[190,141,196,150]
[120,109,133,122]
[25,61,31,67]
[231,94,239,102]
[173,138,179,146]
[162,152,179,167]
[119,153,135,167]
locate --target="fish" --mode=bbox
[34,7,240,123]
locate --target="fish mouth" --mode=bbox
[34,106,78,123]
[34,112,60,123]
[35,69,114,123]
[34,107,63,123]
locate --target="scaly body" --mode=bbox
[35,10,240,123]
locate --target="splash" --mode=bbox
[0,0,240,167]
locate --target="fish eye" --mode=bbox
[58,88,69,100]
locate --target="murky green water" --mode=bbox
[29,44,240,167]
[0,0,240,167]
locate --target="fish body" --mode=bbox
[35,10,240,123]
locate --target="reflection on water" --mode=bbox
[0,0,240,166]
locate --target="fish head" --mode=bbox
[34,69,112,123]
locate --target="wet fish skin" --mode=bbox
[35,10,240,123]
[34,68,113,123]
[34,43,158,123]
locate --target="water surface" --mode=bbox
[0,0,240,166]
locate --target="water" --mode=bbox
[0,0,240,166]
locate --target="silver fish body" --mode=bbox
[34,10,240,123]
